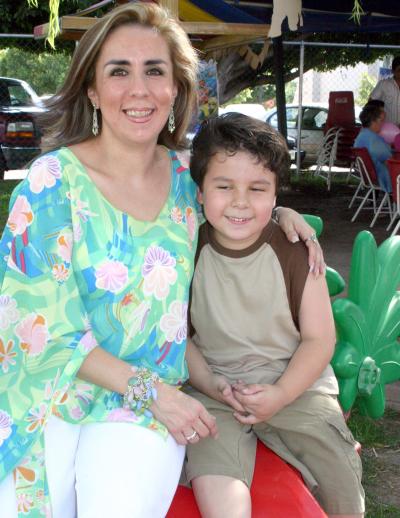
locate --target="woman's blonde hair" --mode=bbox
[41,2,198,150]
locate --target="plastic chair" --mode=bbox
[350,147,392,227]
[387,158,400,236]
[313,127,341,190]
[166,441,328,518]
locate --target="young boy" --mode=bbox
[183,113,364,518]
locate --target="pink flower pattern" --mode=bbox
[0,294,19,330]
[160,300,188,344]
[0,410,12,446]
[7,195,33,236]
[15,313,49,357]
[95,260,129,293]
[57,230,73,263]
[142,246,177,300]
[28,155,62,194]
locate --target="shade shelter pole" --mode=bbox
[295,40,305,175]
[272,36,287,140]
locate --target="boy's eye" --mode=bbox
[216,185,230,190]
[110,68,128,77]
[251,187,266,192]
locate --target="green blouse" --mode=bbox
[0,147,199,516]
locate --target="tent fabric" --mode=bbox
[188,1,400,33]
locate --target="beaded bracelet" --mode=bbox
[122,367,160,418]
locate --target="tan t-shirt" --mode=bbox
[190,220,338,394]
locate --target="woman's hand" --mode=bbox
[275,207,325,277]
[150,381,218,445]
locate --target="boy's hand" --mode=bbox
[212,375,246,413]
[231,382,288,424]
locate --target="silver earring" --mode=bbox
[168,106,175,133]
[92,104,99,136]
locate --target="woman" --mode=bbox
[354,103,392,192]
[0,3,323,517]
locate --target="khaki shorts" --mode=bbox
[183,389,365,516]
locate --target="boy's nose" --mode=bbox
[232,192,249,208]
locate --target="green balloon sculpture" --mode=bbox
[331,231,400,418]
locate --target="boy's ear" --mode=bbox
[197,188,204,205]
[273,196,276,208]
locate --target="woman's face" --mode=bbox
[370,110,385,133]
[88,24,177,146]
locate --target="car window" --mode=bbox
[8,84,35,106]
[302,108,327,130]
[268,107,298,129]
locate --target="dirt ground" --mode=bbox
[279,180,400,513]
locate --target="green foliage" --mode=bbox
[0,47,71,95]
[227,80,297,107]
[357,73,376,107]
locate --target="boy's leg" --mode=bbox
[183,389,257,518]
[192,475,251,518]
[75,421,185,518]
[254,392,365,517]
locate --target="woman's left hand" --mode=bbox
[275,207,325,278]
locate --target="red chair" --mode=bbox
[350,147,393,227]
[387,158,400,236]
[167,441,328,518]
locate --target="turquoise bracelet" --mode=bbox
[122,367,160,418]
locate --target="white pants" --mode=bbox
[0,416,185,518]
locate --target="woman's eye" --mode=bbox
[110,68,127,77]
[147,68,164,76]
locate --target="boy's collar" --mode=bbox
[204,220,276,258]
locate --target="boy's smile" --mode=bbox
[197,150,276,250]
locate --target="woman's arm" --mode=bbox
[275,207,325,276]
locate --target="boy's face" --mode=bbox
[197,150,276,250]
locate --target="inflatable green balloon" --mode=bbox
[331,231,400,418]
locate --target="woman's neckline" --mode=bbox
[62,145,173,223]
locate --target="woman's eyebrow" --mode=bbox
[104,59,168,68]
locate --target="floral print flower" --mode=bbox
[75,383,94,406]
[160,301,188,344]
[80,330,98,353]
[107,408,138,422]
[0,338,17,373]
[57,230,73,263]
[17,493,34,514]
[0,410,12,446]
[52,264,70,283]
[69,406,85,420]
[126,301,151,341]
[95,260,129,293]
[185,207,197,243]
[170,207,183,223]
[72,220,83,242]
[142,246,177,300]
[15,313,49,357]
[7,195,33,236]
[25,403,47,433]
[0,295,19,330]
[28,155,62,194]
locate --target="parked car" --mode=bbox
[219,103,267,120]
[265,103,361,165]
[0,77,44,177]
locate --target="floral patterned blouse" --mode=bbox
[0,147,199,516]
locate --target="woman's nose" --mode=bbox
[128,74,149,96]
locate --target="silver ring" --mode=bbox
[305,233,318,243]
[185,430,198,441]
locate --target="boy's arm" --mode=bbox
[186,338,245,412]
[233,274,336,424]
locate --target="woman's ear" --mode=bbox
[87,87,99,108]
[197,188,203,205]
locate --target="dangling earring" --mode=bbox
[92,103,99,136]
[168,105,175,133]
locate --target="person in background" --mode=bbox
[369,56,400,126]
[183,113,365,518]
[0,3,323,518]
[354,103,392,192]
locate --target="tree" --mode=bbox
[356,73,376,106]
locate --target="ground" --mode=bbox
[279,176,400,517]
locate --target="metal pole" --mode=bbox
[272,36,287,140]
[295,41,304,175]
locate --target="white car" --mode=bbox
[265,103,361,165]
[219,103,267,121]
